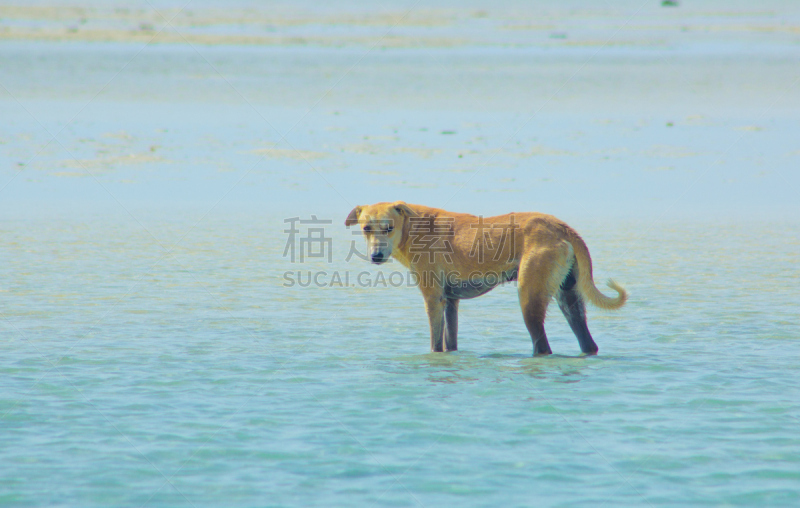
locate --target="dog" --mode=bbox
[345,201,627,355]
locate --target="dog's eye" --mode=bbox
[387,226,394,233]
[364,225,372,233]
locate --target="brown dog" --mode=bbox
[345,201,627,355]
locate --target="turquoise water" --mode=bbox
[2,1,800,506]
[2,216,799,506]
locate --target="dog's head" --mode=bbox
[345,201,416,264]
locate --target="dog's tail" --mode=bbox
[568,232,627,310]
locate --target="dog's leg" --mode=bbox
[444,298,459,352]
[518,245,572,356]
[519,294,552,356]
[424,296,446,352]
[556,267,598,354]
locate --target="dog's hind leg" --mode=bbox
[556,266,598,355]
[444,298,459,352]
[518,242,574,356]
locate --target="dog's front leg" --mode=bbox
[423,295,446,352]
[444,298,458,352]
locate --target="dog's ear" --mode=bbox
[345,206,362,227]
[392,202,416,217]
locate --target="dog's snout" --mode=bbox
[370,252,385,263]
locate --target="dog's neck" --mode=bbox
[391,245,412,268]
[392,214,413,268]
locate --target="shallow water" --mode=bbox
[1,1,800,506]
[2,215,799,506]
